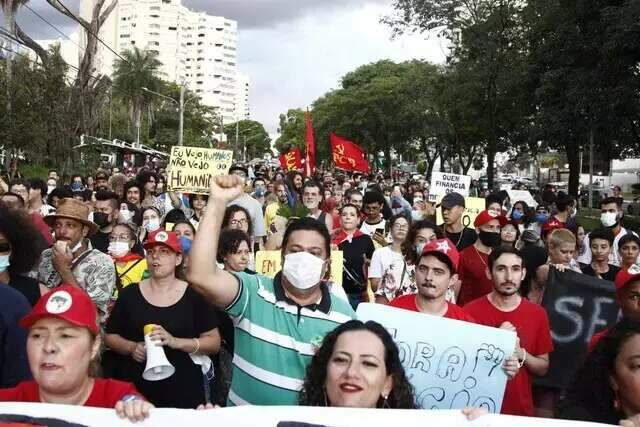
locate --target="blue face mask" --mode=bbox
[512,210,524,221]
[71,182,82,191]
[0,255,10,273]
[535,213,549,223]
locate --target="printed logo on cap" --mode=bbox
[155,231,169,242]
[46,291,73,314]
[629,264,640,275]
[488,210,499,217]
[436,240,451,254]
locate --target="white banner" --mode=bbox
[0,402,611,426]
[506,190,538,208]
[429,172,472,202]
[357,303,516,413]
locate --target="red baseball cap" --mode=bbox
[474,210,508,228]
[21,285,99,335]
[615,265,640,292]
[421,238,460,273]
[143,229,183,254]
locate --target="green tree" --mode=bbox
[274,109,307,154]
[224,120,271,161]
[112,47,162,144]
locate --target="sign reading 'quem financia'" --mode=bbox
[428,172,472,202]
[167,147,234,194]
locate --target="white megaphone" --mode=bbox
[142,324,175,381]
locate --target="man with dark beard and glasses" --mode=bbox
[463,246,553,417]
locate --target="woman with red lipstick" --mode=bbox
[0,284,153,423]
[299,320,417,409]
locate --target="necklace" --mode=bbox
[473,245,489,270]
[446,227,464,248]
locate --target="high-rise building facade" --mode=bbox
[78,0,249,124]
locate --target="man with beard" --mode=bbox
[579,197,638,266]
[389,238,475,321]
[463,246,553,417]
[38,198,116,322]
[456,209,506,305]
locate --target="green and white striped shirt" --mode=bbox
[226,272,355,406]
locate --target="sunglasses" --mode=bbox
[0,243,11,252]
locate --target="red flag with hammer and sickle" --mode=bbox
[330,133,370,173]
[279,147,303,171]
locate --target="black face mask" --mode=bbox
[479,230,501,248]
[93,212,110,229]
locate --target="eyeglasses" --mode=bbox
[109,235,131,242]
[0,243,11,252]
[393,224,409,230]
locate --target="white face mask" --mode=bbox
[71,239,83,253]
[120,208,133,223]
[108,241,130,258]
[282,252,326,290]
[0,254,10,273]
[145,218,161,232]
[601,212,619,228]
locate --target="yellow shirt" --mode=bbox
[265,202,283,232]
[116,258,148,289]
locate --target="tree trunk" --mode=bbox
[384,144,392,175]
[565,138,581,197]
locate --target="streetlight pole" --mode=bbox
[178,85,185,146]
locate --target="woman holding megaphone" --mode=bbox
[0,285,153,423]
[105,229,221,409]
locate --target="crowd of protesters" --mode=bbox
[0,161,637,425]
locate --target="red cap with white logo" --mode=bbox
[20,284,99,335]
[421,238,460,273]
[474,209,508,228]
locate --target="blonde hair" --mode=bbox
[548,229,576,248]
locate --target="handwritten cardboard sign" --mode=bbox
[255,250,344,285]
[436,197,485,229]
[167,146,233,194]
[429,172,471,202]
[357,303,516,413]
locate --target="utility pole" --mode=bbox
[235,120,240,160]
[588,127,594,210]
[178,84,185,146]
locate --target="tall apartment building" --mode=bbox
[78,0,249,124]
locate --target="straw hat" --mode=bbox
[44,198,98,236]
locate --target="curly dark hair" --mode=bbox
[403,220,443,265]
[557,319,640,424]
[221,205,253,237]
[217,229,252,264]
[299,320,417,409]
[123,180,145,204]
[0,206,47,274]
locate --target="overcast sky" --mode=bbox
[7,0,447,136]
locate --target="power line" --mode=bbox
[52,0,130,65]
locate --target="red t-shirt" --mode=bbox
[389,294,476,322]
[457,245,494,306]
[463,296,554,417]
[30,212,53,247]
[0,379,143,407]
[588,328,609,353]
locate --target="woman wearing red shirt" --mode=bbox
[0,284,152,423]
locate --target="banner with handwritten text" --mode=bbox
[357,303,517,413]
[167,147,233,194]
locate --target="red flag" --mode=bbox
[330,133,370,173]
[305,110,315,177]
[279,148,303,171]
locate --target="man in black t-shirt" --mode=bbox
[90,190,120,254]
[438,192,477,251]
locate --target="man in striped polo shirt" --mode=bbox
[188,175,355,406]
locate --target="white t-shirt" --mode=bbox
[360,218,386,237]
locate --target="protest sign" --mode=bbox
[436,197,485,229]
[255,250,344,285]
[167,146,233,194]
[539,268,620,389]
[357,303,517,413]
[0,402,611,427]
[428,172,471,202]
[506,190,538,208]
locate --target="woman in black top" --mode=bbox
[0,206,46,306]
[105,229,220,408]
